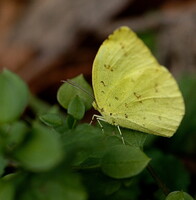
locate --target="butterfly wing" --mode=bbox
[104,65,184,137]
[92,27,185,137]
[92,27,159,108]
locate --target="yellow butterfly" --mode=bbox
[92,26,185,137]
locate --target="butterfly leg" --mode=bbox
[89,114,97,125]
[90,114,105,133]
[96,118,104,133]
[117,126,125,145]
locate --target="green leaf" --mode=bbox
[57,74,93,111]
[14,123,63,171]
[0,69,29,124]
[68,96,85,120]
[39,111,70,133]
[0,179,15,200]
[0,155,7,176]
[78,157,101,169]
[6,121,29,149]
[101,145,150,179]
[61,124,110,168]
[82,172,121,198]
[0,121,28,153]
[62,124,103,150]
[96,122,148,148]
[39,113,63,127]
[18,172,87,200]
[121,128,148,148]
[65,115,76,129]
[165,191,194,200]
[0,125,8,152]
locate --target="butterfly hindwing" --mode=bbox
[104,66,184,137]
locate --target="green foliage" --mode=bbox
[137,30,156,52]
[68,95,86,120]
[0,70,195,200]
[39,113,63,127]
[168,75,196,154]
[14,123,64,172]
[18,172,87,200]
[101,145,150,178]
[0,155,7,176]
[165,191,194,200]
[0,69,29,124]
[145,149,190,191]
[0,178,15,200]
[57,74,93,111]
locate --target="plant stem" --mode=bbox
[147,164,170,196]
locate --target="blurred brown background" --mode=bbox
[0,0,195,100]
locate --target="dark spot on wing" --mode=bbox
[155,83,159,93]
[120,42,125,49]
[158,116,162,120]
[134,92,141,99]
[104,64,114,72]
[125,114,128,118]
[115,97,119,100]
[110,113,113,116]
[124,52,128,57]
[112,119,116,125]
[100,81,106,87]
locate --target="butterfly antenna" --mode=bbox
[62,79,95,100]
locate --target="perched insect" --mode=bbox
[92,26,185,137]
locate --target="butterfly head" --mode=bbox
[92,101,118,126]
